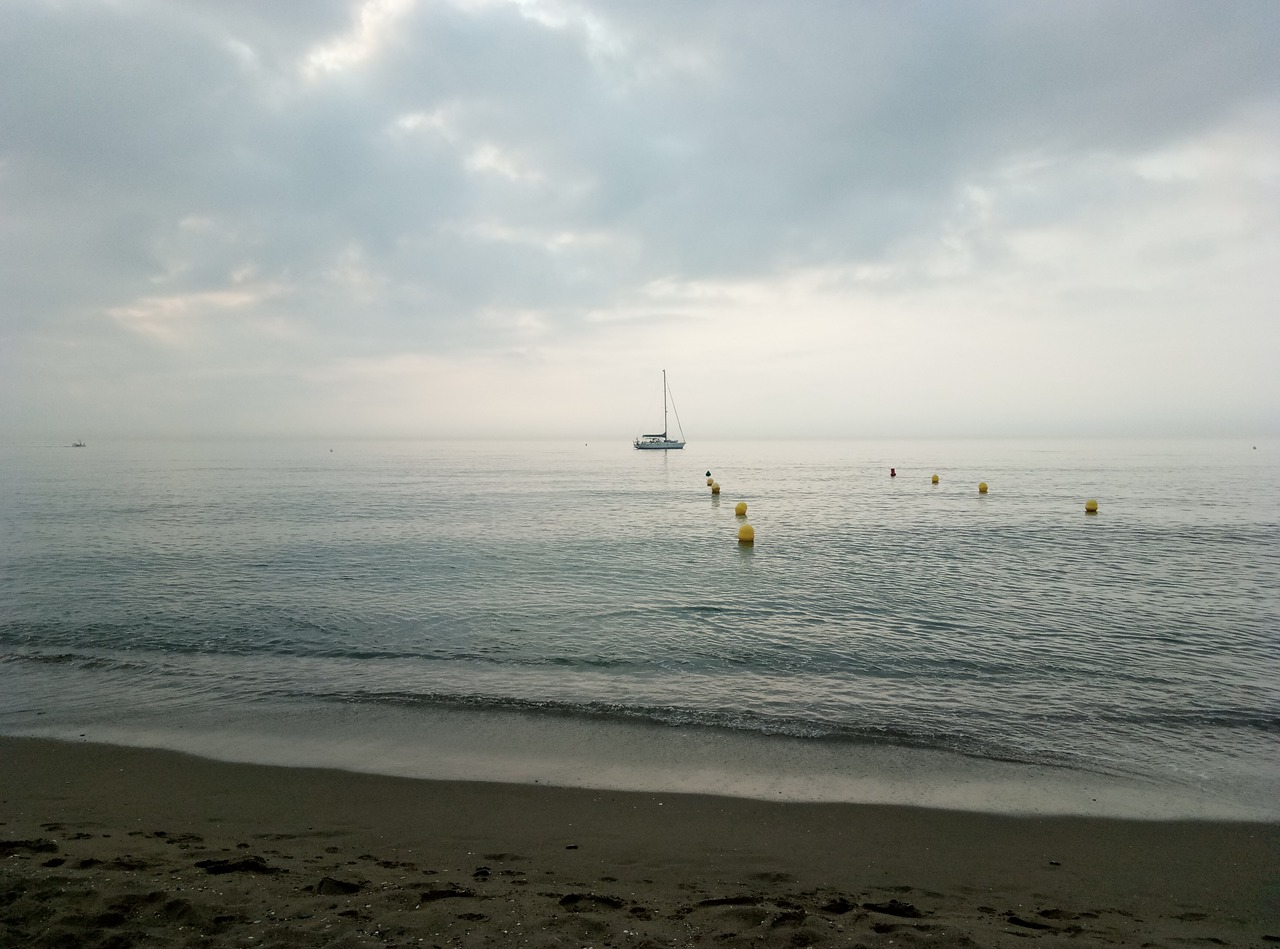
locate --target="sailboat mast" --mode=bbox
[662,369,668,435]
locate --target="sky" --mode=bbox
[2,0,1277,441]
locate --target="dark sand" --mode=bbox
[2,737,1277,947]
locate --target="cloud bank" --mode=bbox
[3,0,1277,438]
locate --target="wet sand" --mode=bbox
[2,737,1277,947]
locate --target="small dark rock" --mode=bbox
[317,876,362,895]
[864,899,924,918]
[1008,914,1055,930]
[195,856,281,875]
[820,897,856,914]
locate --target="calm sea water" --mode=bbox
[1,437,1277,818]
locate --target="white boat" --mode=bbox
[634,370,686,450]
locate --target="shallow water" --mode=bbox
[2,437,1276,817]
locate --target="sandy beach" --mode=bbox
[2,737,1277,948]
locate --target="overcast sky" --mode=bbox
[2,0,1277,440]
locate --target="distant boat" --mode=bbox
[634,370,686,450]
[71,440,86,448]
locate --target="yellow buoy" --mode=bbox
[978,482,988,494]
[1085,499,1098,514]
[735,501,747,517]
[737,523,754,544]
[711,482,721,494]
[706,477,714,485]
[931,474,939,484]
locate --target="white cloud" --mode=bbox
[106,284,286,346]
[302,0,415,79]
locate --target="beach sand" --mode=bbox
[2,737,1276,948]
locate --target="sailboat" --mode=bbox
[633,370,686,450]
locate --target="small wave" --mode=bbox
[1087,707,1280,734]
[304,688,1092,773]
[0,650,150,674]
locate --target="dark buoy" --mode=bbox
[890,467,896,477]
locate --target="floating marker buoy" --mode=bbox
[711,482,721,494]
[738,523,754,545]
[978,482,988,494]
[890,467,896,477]
[706,471,712,477]
[706,477,714,485]
[1085,499,1098,514]
[735,501,747,516]
[931,473,939,484]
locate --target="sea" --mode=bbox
[1,437,1277,820]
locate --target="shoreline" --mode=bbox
[3,736,1277,947]
[6,687,1276,822]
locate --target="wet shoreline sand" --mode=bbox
[2,737,1277,947]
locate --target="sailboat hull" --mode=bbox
[634,437,685,450]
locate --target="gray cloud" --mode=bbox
[3,0,1277,438]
